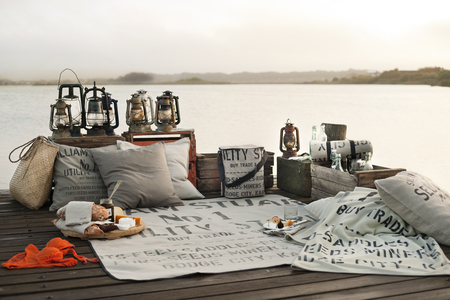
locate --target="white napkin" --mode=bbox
[56,218,93,235]
[65,201,94,226]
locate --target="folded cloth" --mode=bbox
[1,237,98,269]
[65,201,94,226]
[56,218,93,235]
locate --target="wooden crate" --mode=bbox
[122,130,197,187]
[52,135,124,148]
[311,162,406,200]
[196,152,274,193]
[276,157,311,197]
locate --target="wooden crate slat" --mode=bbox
[311,163,406,200]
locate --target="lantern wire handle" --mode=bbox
[57,68,83,90]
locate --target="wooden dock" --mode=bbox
[2,188,450,300]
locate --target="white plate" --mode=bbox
[263,219,308,231]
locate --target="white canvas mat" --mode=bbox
[89,195,308,281]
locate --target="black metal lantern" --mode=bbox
[279,119,300,158]
[50,98,73,138]
[155,90,180,132]
[101,92,119,136]
[56,68,85,137]
[83,82,108,136]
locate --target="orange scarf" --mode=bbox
[2,237,98,269]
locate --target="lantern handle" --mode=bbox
[57,68,83,90]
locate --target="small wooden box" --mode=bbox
[276,157,311,197]
[311,162,406,200]
[196,152,274,194]
[122,130,197,187]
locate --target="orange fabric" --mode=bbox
[1,237,98,269]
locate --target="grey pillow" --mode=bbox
[117,138,204,200]
[50,143,117,211]
[375,171,450,246]
[91,142,183,209]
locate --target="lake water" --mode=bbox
[1,84,449,192]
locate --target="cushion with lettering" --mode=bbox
[50,143,117,211]
[117,138,204,200]
[375,171,450,246]
[91,142,184,209]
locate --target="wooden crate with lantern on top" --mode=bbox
[196,152,274,194]
[310,161,406,201]
[121,129,197,187]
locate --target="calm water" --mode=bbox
[1,84,449,191]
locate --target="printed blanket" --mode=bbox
[89,195,311,281]
[288,187,450,276]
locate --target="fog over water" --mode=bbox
[1,0,450,81]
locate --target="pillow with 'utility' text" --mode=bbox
[50,143,117,212]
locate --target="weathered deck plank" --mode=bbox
[2,189,450,299]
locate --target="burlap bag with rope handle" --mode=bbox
[9,136,59,210]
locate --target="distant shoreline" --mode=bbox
[2,67,449,87]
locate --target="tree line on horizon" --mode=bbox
[314,67,450,87]
[1,67,449,86]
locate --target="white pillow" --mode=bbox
[117,138,204,200]
[375,171,450,246]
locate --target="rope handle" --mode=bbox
[9,136,51,163]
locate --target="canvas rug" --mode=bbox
[89,195,311,281]
[288,188,450,276]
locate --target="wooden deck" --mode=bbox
[2,188,450,300]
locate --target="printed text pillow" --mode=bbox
[375,171,450,246]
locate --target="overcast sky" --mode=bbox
[1,0,450,81]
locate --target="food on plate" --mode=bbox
[284,219,295,227]
[91,205,109,221]
[268,216,284,229]
[85,224,104,235]
[116,215,142,226]
[114,207,124,222]
[97,223,119,233]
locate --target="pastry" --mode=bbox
[84,224,104,235]
[91,205,109,221]
[268,216,284,229]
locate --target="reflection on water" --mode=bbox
[1,84,449,191]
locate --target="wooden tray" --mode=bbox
[61,223,145,240]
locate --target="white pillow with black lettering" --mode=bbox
[375,171,450,246]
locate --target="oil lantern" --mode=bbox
[49,98,73,138]
[56,68,85,137]
[279,119,300,158]
[101,92,119,136]
[126,91,153,133]
[155,90,180,132]
[137,89,155,126]
[83,82,108,136]
[58,84,85,137]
